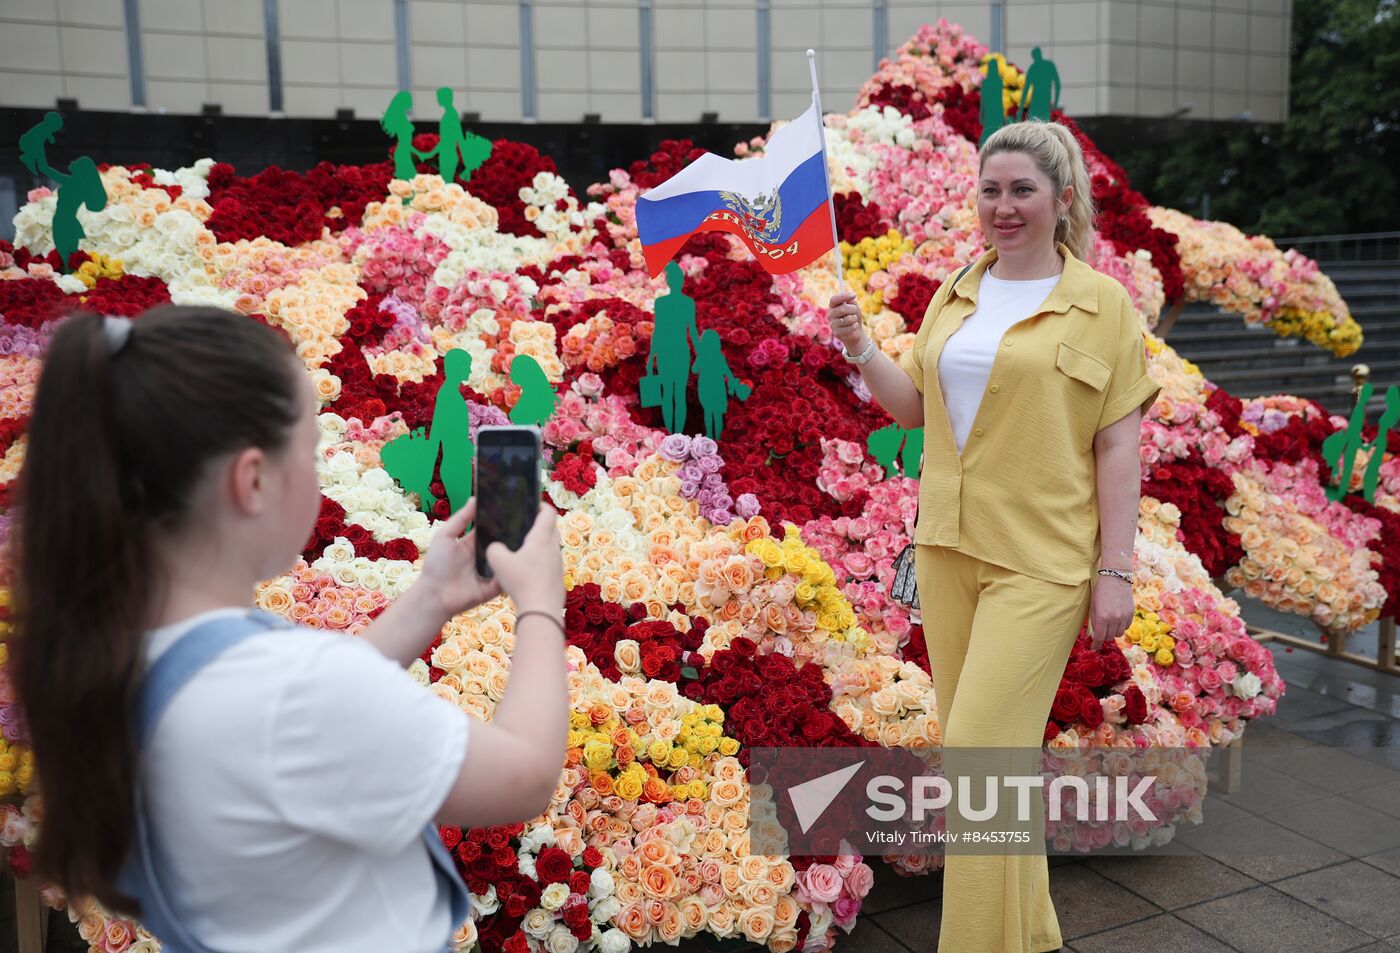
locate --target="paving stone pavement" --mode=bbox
[8,593,1400,953]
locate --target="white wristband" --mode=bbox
[843,338,878,365]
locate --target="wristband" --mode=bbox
[516,609,566,635]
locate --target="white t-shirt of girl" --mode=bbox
[139,607,470,953]
[937,270,1061,454]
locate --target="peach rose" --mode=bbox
[618,901,650,941]
[738,907,775,941]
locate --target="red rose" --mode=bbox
[503,893,528,919]
[535,845,573,885]
[582,845,604,868]
[1050,686,1079,722]
[384,537,418,561]
[485,828,510,849]
[1076,687,1104,729]
[1123,685,1148,725]
[502,929,531,953]
[562,899,590,929]
[439,826,462,849]
[568,871,591,895]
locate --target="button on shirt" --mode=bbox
[898,244,1163,586]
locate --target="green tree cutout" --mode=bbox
[1019,47,1061,122]
[508,354,558,426]
[1322,382,1400,504]
[380,348,476,514]
[868,424,924,478]
[18,112,107,273]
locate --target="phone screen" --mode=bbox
[474,427,541,578]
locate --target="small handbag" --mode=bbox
[890,522,920,610]
[886,263,973,612]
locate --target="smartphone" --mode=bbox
[474,425,542,578]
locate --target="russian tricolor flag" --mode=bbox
[635,98,837,277]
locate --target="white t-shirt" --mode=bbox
[937,270,1061,453]
[139,607,470,953]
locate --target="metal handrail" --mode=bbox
[1273,231,1400,262]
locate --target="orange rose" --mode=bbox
[618,901,650,941]
[774,893,800,928]
[643,777,671,803]
[657,903,686,942]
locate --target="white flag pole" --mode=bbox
[806,48,844,288]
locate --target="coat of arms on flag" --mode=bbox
[634,97,838,278]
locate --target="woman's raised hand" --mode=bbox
[827,291,867,352]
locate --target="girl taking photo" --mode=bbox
[13,305,568,952]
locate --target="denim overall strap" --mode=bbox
[118,609,469,953]
[118,609,289,953]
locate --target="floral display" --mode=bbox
[1,17,1392,953]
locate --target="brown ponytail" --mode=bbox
[12,305,302,914]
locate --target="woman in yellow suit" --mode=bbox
[826,120,1161,953]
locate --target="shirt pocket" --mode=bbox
[1054,341,1111,451]
[1055,341,1111,391]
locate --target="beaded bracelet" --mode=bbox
[516,610,566,635]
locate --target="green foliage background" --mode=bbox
[1117,0,1399,236]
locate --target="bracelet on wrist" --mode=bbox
[515,609,566,635]
[843,337,878,365]
[1096,568,1133,585]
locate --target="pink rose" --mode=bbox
[833,895,861,927]
[843,552,875,578]
[843,862,875,899]
[800,864,843,905]
[1197,668,1223,693]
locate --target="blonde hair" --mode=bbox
[979,120,1096,261]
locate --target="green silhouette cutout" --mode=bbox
[422,87,492,185]
[642,262,702,434]
[18,112,107,273]
[1019,47,1061,122]
[380,90,432,182]
[692,328,751,441]
[1322,382,1400,504]
[508,354,558,426]
[980,58,1006,146]
[380,348,477,514]
[18,112,63,175]
[867,424,924,478]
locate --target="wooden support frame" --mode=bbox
[1,856,49,953]
[1247,616,1398,675]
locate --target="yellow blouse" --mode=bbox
[897,244,1162,586]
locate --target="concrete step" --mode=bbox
[1167,320,1400,351]
[1202,357,1400,386]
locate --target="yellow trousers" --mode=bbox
[914,544,1092,953]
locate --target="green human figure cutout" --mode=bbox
[643,262,702,434]
[18,113,107,273]
[380,91,432,182]
[1019,47,1061,122]
[508,354,558,426]
[434,348,476,512]
[18,112,63,175]
[899,426,923,478]
[980,58,1006,147]
[1322,382,1400,503]
[867,424,905,479]
[381,348,477,514]
[426,88,492,185]
[691,329,750,441]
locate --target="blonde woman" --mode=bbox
[827,120,1160,953]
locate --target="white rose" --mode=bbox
[597,928,632,953]
[544,925,580,953]
[590,897,622,923]
[472,884,500,916]
[588,867,615,899]
[522,906,554,939]
[540,881,570,911]
[1232,673,1262,699]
